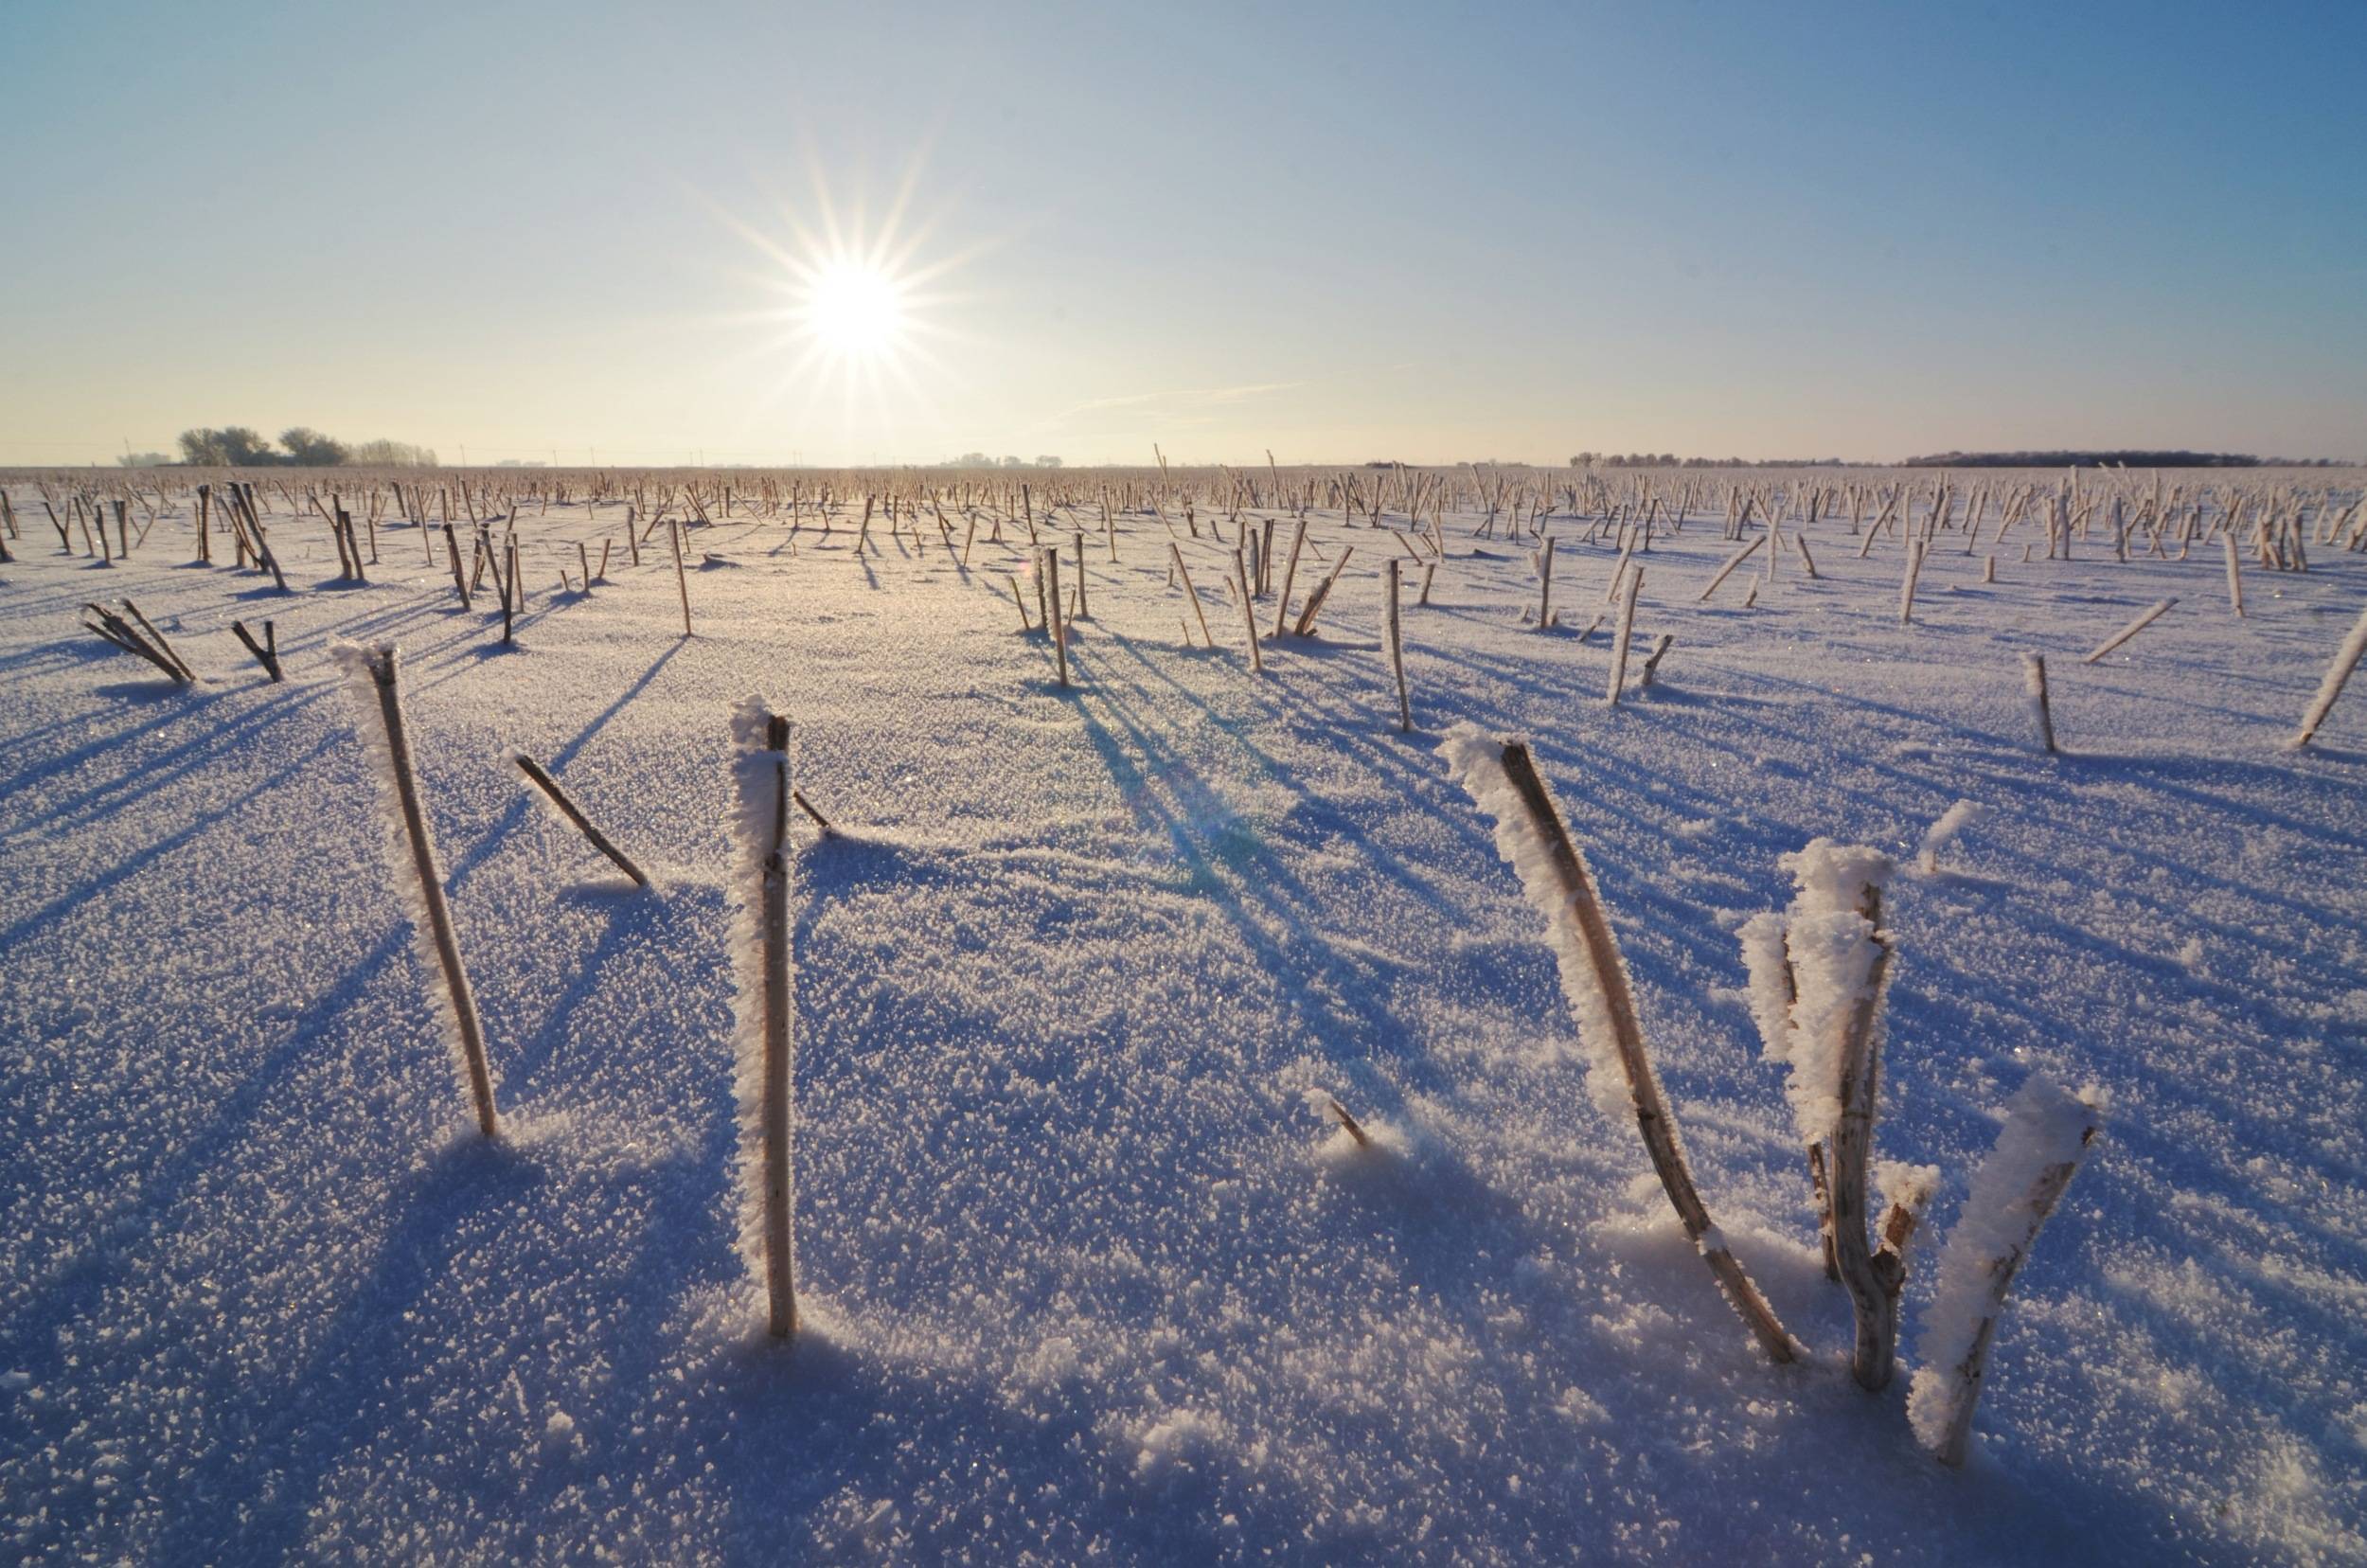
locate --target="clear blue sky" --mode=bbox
[4,0,2360,466]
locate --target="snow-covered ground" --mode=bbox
[3,478,2363,1563]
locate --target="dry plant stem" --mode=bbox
[1807,1143,1840,1281]
[753,711,798,1338]
[230,619,283,682]
[2023,653,2057,754]
[2080,597,2176,664]
[1044,548,1070,687]
[1385,557,1411,731]
[443,525,470,609]
[1233,550,1264,673]
[1273,519,1308,638]
[669,520,692,636]
[1493,741,1798,1363]
[513,753,650,887]
[2223,533,2245,617]
[1605,566,1642,705]
[81,604,185,680]
[1291,546,1353,636]
[1829,921,1899,1391]
[2290,599,2367,749]
[1326,1097,1373,1149]
[1535,536,1555,629]
[1637,633,1674,688]
[362,648,498,1138]
[502,540,519,645]
[792,789,835,836]
[1930,1130,2098,1466]
[1697,534,1764,601]
[120,600,194,680]
[1898,539,1927,625]
[1168,544,1214,649]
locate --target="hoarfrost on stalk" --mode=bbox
[1438,724,1639,1128]
[1916,799,1985,873]
[1908,1076,2107,1454]
[725,696,792,1291]
[330,639,495,1120]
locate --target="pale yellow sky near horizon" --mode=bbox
[6,4,2361,470]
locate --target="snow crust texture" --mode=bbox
[3,481,2363,1564]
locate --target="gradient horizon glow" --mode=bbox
[3,0,2361,467]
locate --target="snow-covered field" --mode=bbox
[3,473,2363,1563]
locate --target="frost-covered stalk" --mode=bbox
[2079,597,2176,665]
[731,703,798,1338]
[1043,546,1070,687]
[669,519,693,636]
[2222,532,2245,617]
[2021,653,2056,754]
[1444,727,1797,1363]
[1534,536,1555,629]
[1169,543,1213,650]
[1292,545,1353,637]
[1829,915,1898,1389]
[1874,1160,1939,1280]
[1637,633,1674,689]
[1384,557,1411,731]
[1916,799,1984,876]
[442,523,470,609]
[1696,534,1763,601]
[337,643,499,1138]
[1232,548,1263,673]
[1909,1077,2105,1466]
[2289,600,2367,750]
[1272,519,1307,638]
[1740,841,1898,1386]
[512,752,650,888]
[1898,538,1927,626]
[1604,566,1641,706]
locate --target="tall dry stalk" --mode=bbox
[1605,566,1642,705]
[512,752,651,887]
[1909,1078,2105,1466]
[1232,549,1263,673]
[668,520,695,635]
[2022,653,2057,754]
[2080,598,2176,665]
[731,704,799,1338]
[339,644,499,1137]
[2290,600,2367,749]
[1444,730,1797,1363]
[1385,557,1411,731]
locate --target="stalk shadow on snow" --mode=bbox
[499,878,726,1098]
[159,1138,550,1565]
[0,892,420,1327]
[1058,660,1489,1117]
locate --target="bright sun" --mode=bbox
[711,159,981,435]
[802,259,906,358]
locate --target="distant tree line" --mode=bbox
[1900,450,2299,468]
[161,427,438,467]
[940,452,1063,469]
[1572,453,1852,469]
